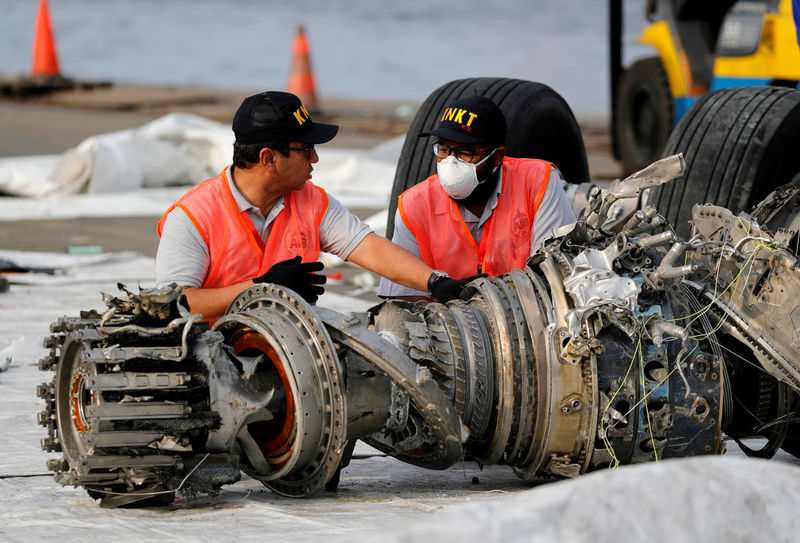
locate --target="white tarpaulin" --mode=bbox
[1,248,799,541]
[0,113,402,211]
[0,114,232,197]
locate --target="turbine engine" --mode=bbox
[37,155,800,506]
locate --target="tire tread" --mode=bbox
[650,87,800,237]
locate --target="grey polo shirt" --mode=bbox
[156,166,372,288]
[376,167,576,298]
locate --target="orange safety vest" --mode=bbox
[157,169,328,288]
[398,157,551,277]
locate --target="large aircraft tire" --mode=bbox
[614,57,673,176]
[648,86,800,238]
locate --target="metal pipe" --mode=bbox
[637,230,675,250]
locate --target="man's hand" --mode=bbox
[254,256,327,303]
[429,272,486,303]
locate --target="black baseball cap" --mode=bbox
[233,91,338,144]
[418,95,506,146]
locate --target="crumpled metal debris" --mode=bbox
[37,153,800,506]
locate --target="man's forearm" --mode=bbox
[347,233,433,293]
[182,280,254,322]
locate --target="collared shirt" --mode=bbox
[461,166,504,244]
[156,166,371,287]
[376,167,575,298]
[226,169,290,241]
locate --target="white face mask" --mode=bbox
[436,149,496,200]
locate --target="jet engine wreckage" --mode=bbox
[37,155,800,507]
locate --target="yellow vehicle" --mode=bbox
[611,0,800,174]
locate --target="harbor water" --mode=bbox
[0,0,651,117]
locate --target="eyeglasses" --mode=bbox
[288,145,315,161]
[432,142,492,163]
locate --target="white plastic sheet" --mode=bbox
[0,113,402,232]
[0,112,401,200]
[1,254,800,539]
[0,114,232,197]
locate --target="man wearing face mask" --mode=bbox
[377,95,576,300]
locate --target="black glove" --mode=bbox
[429,272,487,303]
[254,256,326,304]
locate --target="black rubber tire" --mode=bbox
[386,77,589,239]
[613,57,674,176]
[648,86,800,238]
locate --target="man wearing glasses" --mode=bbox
[156,91,475,323]
[377,95,576,300]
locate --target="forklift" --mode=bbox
[610,0,800,175]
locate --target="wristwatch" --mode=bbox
[427,270,451,293]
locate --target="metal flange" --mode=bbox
[214,284,347,497]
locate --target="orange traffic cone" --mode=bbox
[31,0,61,77]
[287,25,318,112]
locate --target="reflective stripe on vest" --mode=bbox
[157,169,328,288]
[398,157,551,277]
